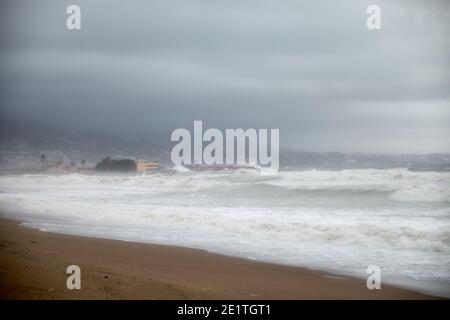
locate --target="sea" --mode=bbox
[0,166,449,297]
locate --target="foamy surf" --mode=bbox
[0,167,449,296]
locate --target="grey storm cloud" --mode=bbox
[0,0,449,153]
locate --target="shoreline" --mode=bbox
[0,216,437,299]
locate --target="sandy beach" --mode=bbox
[0,217,435,300]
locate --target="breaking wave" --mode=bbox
[0,167,449,295]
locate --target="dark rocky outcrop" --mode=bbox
[95,157,136,172]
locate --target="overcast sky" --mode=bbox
[1,0,449,153]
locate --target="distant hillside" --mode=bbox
[1,120,449,171]
[281,150,450,170]
[0,120,168,161]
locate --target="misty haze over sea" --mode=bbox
[1,120,450,172]
[1,120,450,297]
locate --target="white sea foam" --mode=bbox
[268,169,450,201]
[172,164,191,173]
[0,168,449,296]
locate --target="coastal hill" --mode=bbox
[1,120,449,171]
[95,157,137,172]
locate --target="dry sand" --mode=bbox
[0,217,434,299]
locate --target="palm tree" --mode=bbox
[40,154,46,168]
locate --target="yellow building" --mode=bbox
[136,160,159,172]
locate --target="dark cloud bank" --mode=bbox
[1,0,449,153]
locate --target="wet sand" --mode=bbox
[0,217,434,299]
